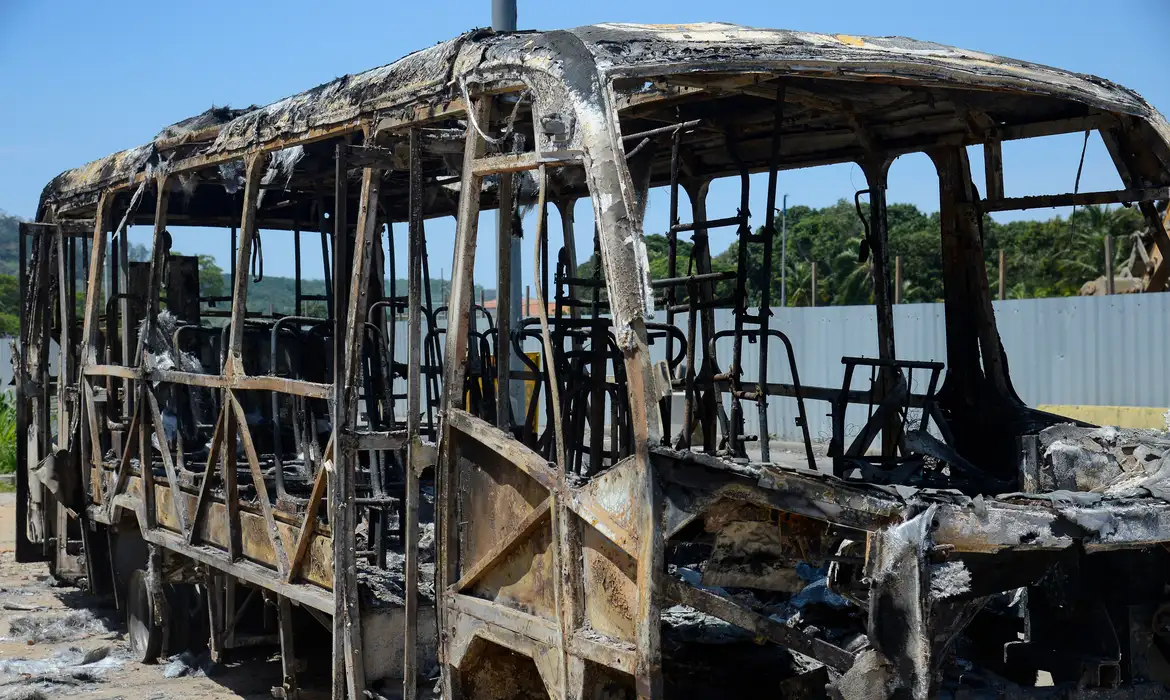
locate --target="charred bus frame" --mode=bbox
[13,22,1170,700]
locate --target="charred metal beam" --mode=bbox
[981,186,1170,213]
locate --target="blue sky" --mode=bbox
[2,0,1167,290]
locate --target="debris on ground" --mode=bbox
[0,645,124,699]
[161,649,215,679]
[4,609,111,644]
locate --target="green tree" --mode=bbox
[0,274,18,336]
[197,255,226,299]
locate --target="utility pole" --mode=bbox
[998,250,1006,301]
[780,194,788,307]
[1105,235,1115,295]
[492,0,516,33]
[810,262,817,308]
[894,255,902,305]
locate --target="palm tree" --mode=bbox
[831,237,874,306]
[785,260,816,307]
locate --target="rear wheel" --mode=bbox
[127,568,162,663]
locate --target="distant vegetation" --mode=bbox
[579,199,1154,305]
[0,200,1161,337]
[0,211,19,335]
[0,392,14,475]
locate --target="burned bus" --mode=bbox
[12,22,1170,700]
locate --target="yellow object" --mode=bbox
[1037,404,1168,431]
[466,351,541,431]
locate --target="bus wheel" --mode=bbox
[127,568,162,663]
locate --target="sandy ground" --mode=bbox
[0,492,286,700]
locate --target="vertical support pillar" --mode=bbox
[330,141,350,700]
[139,177,171,362]
[860,159,898,456]
[558,199,579,323]
[277,595,299,700]
[438,96,492,699]
[928,146,1010,397]
[403,127,424,700]
[867,508,935,699]
[206,569,225,663]
[724,130,752,458]
[119,223,131,419]
[496,170,514,430]
[294,226,303,316]
[682,181,724,452]
[14,219,36,562]
[756,84,785,462]
[222,155,263,565]
[860,159,896,364]
[138,178,172,533]
[77,194,110,401]
[225,154,264,375]
[55,226,70,444]
[630,336,663,700]
[335,150,382,700]
[984,133,1004,202]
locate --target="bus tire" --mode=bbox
[127,568,162,663]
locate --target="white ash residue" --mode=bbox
[162,649,215,679]
[4,609,111,644]
[929,561,972,601]
[0,645,122,699]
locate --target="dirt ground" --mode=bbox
[0,492,286,700]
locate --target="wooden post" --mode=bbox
[810,262,817,308]
[1105,235,1115,295]
[894,255,902,304]
[999,250,1006,301]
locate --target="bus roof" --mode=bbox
[39,22,1169,217]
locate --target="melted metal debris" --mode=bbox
[1036,423,1170,498]
[140,310,205,376]
[661,604,754,645]
[257,146,306,206]
[356,524,437,608]
[928,561,972,602]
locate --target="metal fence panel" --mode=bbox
[647,293,1170,443]
[4,292,1167,439]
